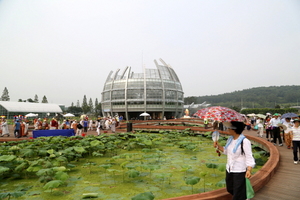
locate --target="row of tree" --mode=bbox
[1,87,49,103]
[184,85,300,111]
[67,95,102,116]
[18,94,48,103]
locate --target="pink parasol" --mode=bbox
[193,106,244,122]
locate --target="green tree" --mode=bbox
[1,87,10,101]
[71,102,74,107]
[18,99,23,102]
[76,100,80,107]
[42,95,48,103]
[94,98,102,116]
[88,98,94,113]
[34,94,39,103]
[27,98,34,102]
[94,98,99,114]
[67,106,83,115]
[82,95,90,114]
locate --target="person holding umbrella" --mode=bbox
[214,121,256,200]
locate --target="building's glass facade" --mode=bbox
[101,59,184,120]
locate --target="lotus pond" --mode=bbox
[0,130,268,200]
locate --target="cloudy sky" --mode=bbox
[0,0,299,106]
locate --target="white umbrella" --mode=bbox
[25,113,38,117]
[63,113,75,117]
[139,112,150,117]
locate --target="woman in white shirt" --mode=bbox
[214,121,256,200]
[290,119,300,164]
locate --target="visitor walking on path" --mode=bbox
[270,113,283,146]
[256,117,264,137]
[1,119,10,137]
[83,119,88,133]
[214,121,256,200]
[14,120,21,138]
[283,118,293,149]
[96,120,101,136]
[76,121,83,136]
[290,119,300,164]
[111,118,116,133]
[265,115,273,141]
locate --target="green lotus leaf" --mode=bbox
[217,163,226,172]
[99,164,112,169]
[215,179,226,187]
[143,139,153,146]
[131,191,155,200]
[53,166,67,172]
[43,180,64,190]
[74,147,86,153]
[90,140,100,147]
[0,166,10,173]
[27,165,43,172]
[127,169,140,178]
[47,149,54,154]
[15,162,28,172]
[253,152,261,159]
[0,155,16,162]
[9,145,20,151]
[199,171,208,177]
[0,191,25,199]
[205,163,218,169]
[185,176,200,186]
[36,168,54,176]
[82,193,98,198]
[55,171,69,181]
[92,152,103,157]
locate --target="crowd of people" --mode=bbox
[0,118,29,138]
[0,115,123,138]
[208,112,300,166]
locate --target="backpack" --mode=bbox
[77,124,83,129]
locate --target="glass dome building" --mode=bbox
[101,58,184,120]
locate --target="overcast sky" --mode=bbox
[1,0,299,106]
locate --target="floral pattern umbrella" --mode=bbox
[193,106,244,122]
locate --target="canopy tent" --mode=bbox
[63,113,75,117]
[0,101,63,119]
[25,113,38,117]
[139,112,150,117]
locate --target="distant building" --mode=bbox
[101,58,184,120]
[0,101,62,119]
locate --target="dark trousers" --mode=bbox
[226,171,247,200]
[292,141,300,161]
[266,128,273,139]
[83,127,88,132]
[273,127,282,144]
[14,130,20,138]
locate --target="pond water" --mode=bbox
[0,133,267,200]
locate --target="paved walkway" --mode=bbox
[243,129,300,200]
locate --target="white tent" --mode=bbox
[25,113,38,117]
[139,112,150,117]
[63,113,75,117]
